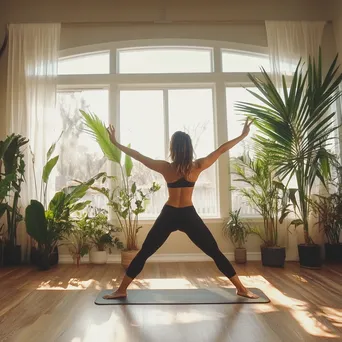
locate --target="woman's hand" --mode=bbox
[107,124,117,144]
[241,118,254,137]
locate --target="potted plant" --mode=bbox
[29,133,62,266]
[222,209,250,264]
[232,152,290,267]
[0,134,28,265]
[311,166,342,262]
[236,49,342,268]
[25,173,103,270]
[63,215,90,267]
[80,111,160,268]
[82,207,123,264]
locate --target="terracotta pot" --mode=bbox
[121,249,139,269]
[234,248,247,264]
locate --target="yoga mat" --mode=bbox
[95,288,270,305]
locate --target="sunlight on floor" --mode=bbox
[37,278,96,290]
[36,274,340,340]
[218,275,339,338]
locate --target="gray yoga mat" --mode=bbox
[95,288,270,305]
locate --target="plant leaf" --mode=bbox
[42,156,59,183]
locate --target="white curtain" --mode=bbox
[266,21,326,88]
[6,23,61,261]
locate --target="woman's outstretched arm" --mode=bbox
[196,119,253,171]
[107,125,169,173]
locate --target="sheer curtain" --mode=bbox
[6,23,61,261]
[265,21,326,258]
[266,21,325,88]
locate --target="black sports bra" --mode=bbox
[167,177,196,188]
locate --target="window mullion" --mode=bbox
[163,89,170,160]
[215,81,230,218]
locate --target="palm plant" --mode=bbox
[80,111,160,251]
[232,151,290,247]
[236,49,342,245]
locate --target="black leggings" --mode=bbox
[126,205,236,279]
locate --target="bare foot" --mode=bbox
[103,291,127,300]
[236,289,259,299]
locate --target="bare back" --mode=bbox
[162,161,202,208]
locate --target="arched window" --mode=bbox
[56,41,270,219]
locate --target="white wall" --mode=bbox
[0,0,339,261]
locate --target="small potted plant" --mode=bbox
[64,222,90,268]
[232,152,290,267]
[86,207,123,264]
[223,208,250,264]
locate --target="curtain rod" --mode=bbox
[7,19,333,28]
[58,19,333,27]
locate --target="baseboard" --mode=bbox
[58,252,263,264]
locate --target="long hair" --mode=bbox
[169,131,194,176]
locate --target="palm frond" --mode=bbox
[80,110,121,164]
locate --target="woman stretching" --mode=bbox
[105,119,258,299]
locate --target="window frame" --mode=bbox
[57,39,270,221]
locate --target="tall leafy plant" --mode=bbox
[1,134,29,247]
[232,152,290,247]
[80,111,160,250]
[236,50,342,245]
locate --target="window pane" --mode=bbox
[222,51,270,72]
[58,52,110,75]
[168,89,217,216]
[53,89,109,208]
[118,48,212,74]
[226,87,260,215]
[119,90,167,217]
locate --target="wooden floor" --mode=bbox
[0,261,341,342]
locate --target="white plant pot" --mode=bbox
[90,250,108,264]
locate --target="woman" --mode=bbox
[105,119,258,299]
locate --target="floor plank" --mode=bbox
[0,261,341,342]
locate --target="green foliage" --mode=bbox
[80,110,121,164]
[0,134,29,246]
[78,207,123,252]
[25,200,47,244]
[25,174,104,268]
[311,167,342,244]
[31,131,63,208]
[91,174,160,250]
[223,209,250,248]
[236,49,342,244]
[80,111,161,251]
[232,151,290,247]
